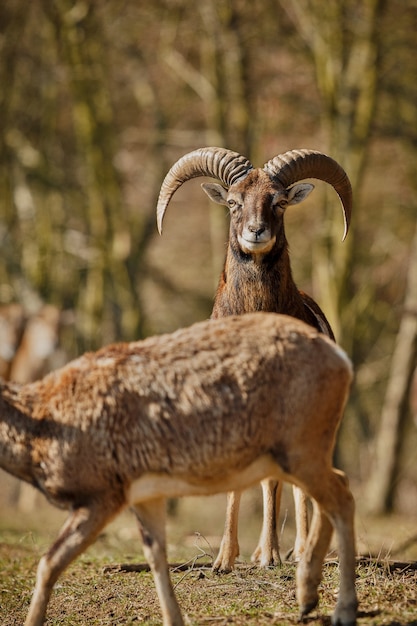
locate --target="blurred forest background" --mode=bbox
[0,0,416,522]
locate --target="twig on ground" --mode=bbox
[356,555,417,573]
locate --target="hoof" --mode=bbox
[285,546,304,562]
[251,547,282,568]
[212,560,233,574]
[331,601,358,626]
[299,597,319,621]
[212,565,233,574]
[331,615,356,626]
[213,541,238,574]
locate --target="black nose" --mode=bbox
[249,225,265,239]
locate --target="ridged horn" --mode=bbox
[263,149,353,241]
[156,147,253,234]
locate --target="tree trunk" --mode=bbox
[43,0,142,348]
[366,223,417,513]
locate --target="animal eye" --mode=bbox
[228,199,241,212]
[273,200,286,213]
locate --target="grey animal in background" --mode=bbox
[0,313,356,626]
[157,146,352,571]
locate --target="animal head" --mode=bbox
[156,147,352,255]
[201,169,314,255]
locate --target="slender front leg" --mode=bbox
[132,499,184,626]
[25,499,122,626]
[292,485,309,560]
[213,490,242,572]
[251,479,282,567]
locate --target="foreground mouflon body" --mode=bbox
[0,313,356,626]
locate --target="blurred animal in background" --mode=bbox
[0,313,357,626]
[0,303,26,380]
[0,303,70,511]
[0,304,68,383]
[157,146,352,571]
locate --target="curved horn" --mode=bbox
[156,147,253,234]
[263,150,352,241]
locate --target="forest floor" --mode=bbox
[0,485,416,625]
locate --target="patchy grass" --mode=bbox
[0,486,416,625]
[1,540,416,625]
[355,559,417,625]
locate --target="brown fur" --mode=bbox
[208,169,334,337]
[0,313,357,626]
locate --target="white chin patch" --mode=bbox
[238,235,276,255]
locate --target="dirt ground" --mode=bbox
[0,477,416,625]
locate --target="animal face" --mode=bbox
[202,169,314,256]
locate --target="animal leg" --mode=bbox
[297,469,357,625]
[25,498,122,626]
[292,485,309,560]
[251,478,282,567]
[132,498,184,626]
[296,499,333,617]
[326,470,357,626]
[213,490,242,572]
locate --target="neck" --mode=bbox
[211,242,306,318]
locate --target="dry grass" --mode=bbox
[1,482,417,625]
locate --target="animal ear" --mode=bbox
[286,183,314,206]
[201,182,229,206]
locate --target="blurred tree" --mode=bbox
[366,222,417,512]
[277,0,387,347]
[0,2,33,301]
[363,0,417,512]
[42,0,142,348]
[161,0,260,287]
